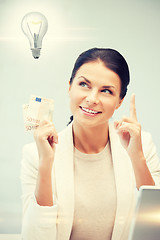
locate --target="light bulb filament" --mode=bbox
[34,33,39,48]
[26,21,42,46]
[32,21,42,25]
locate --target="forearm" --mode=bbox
[35,162,53,206]
[131,153,155,190]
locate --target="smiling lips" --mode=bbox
[80,106,102,116]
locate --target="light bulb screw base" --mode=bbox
[31,48,41,59]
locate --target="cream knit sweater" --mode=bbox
[70,142,116,240]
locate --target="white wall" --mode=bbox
[0,0,160,233]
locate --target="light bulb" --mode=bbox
[21,12,48,59]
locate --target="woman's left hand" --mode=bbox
[114,94,144,161]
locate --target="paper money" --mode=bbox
[23,95,54,132]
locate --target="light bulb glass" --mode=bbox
[21,12,48,59]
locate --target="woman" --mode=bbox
[21,48,160,240]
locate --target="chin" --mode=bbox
[76,118,108,129]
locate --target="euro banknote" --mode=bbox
[23,95,54,132]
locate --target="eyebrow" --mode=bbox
[78,76,116,89]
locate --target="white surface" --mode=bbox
[128,187,160,240]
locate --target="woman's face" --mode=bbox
[69,60,123,128]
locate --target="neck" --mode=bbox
[72,121,109,154]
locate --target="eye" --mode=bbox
[79,81,88,88]
[101,89,112,94]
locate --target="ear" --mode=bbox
[115,97,124,110]
[68,80,71,92]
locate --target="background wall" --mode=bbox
[0,0,160,233]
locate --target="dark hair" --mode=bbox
[68,47,130,125]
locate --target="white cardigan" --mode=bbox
[21,123,160,240]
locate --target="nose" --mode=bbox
[86,89,99,105]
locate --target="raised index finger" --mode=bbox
[130,93,137,120]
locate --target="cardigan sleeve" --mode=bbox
[142,131,160,186]
[20,143,58,240]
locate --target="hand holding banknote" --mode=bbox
[23,95,58,169]
[34,120,58,169]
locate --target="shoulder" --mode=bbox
[22,142,37,158]
[141,130,154,150]
[58,123,73,138]
[23,141,37,152]
[56,123,73,148]
[141,130,157,160]
[141,130,152,143]
[22,142,39,170]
